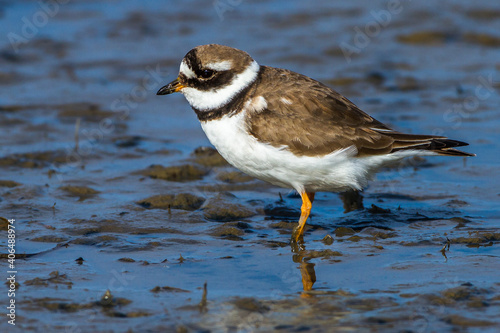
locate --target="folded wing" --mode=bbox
[246,66,474,158]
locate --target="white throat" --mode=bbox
[181,60,260,111]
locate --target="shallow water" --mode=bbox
[0,0,499,332]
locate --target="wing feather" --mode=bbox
[246,66,474,157]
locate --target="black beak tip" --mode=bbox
[156,86,169,95]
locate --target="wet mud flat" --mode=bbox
[1,0,500,332]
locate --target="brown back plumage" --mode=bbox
[246,66,474,158]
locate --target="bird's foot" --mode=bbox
[290,227,305,253]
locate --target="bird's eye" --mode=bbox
[199,69,215,79]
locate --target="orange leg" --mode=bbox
[292,192,315,242]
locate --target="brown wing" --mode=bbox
[246,66,474,157]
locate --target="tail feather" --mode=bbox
[373,130,476,157]
[434,147,476,156]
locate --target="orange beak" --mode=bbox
[157,77,185,95]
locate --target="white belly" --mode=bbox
[199,111,405,194]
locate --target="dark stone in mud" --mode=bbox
[397,30,500,48]
[118,257,135,262]
[191,146,228,167]
[361,227,397,240]
[29,292,145,317]
[112,135,142,147]
[346,235,362,242]
[203,207,254,222]
[57,103,115,123]
[25,271,73,288]
[63,218,179,237]
[70,235,119,245]
[0,51,26,63]
[443,315,495,327]
[0,104,30,112]
[451,216,472,229]
[216,170,254,183]
[2,184,45,201]
[452,232,500,246]
[0,180,20,187]
[397,31,455,44]
[141,164,207,181]
[150,286,190,293]
[262,240,290,248]
[99,290,130,306]
[449,217,472,224]
[423,285,491,310]
[210,222,252,239]
[365,71,386,86]
[264,202,300,219]
[212,227,244,240]
[119,311,151,318]
[370,193,416,201]
[203,193,255,221]
[233,297,270,313]
[5,281,20,292]
[346,297,398,311]
[29,298,84,313]
[305,249,343,259]
[269,221,295,230]
[138,193,205,211]
[334,227,356,237]
[367,204,391,214]
[446,199,469,208]
[30,235,69,243]
[393,76,422,91]
[60,185,99,201]
[464,32,500,47]
[442,286,477,301]
[322,234,334,245]
[0,150,68,168]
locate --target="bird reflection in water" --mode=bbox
[289,191,362,296]
[291,243,317,297]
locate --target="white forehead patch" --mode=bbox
[205,60,232,71]
[181,60,260,111]
[179,60,195,79]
